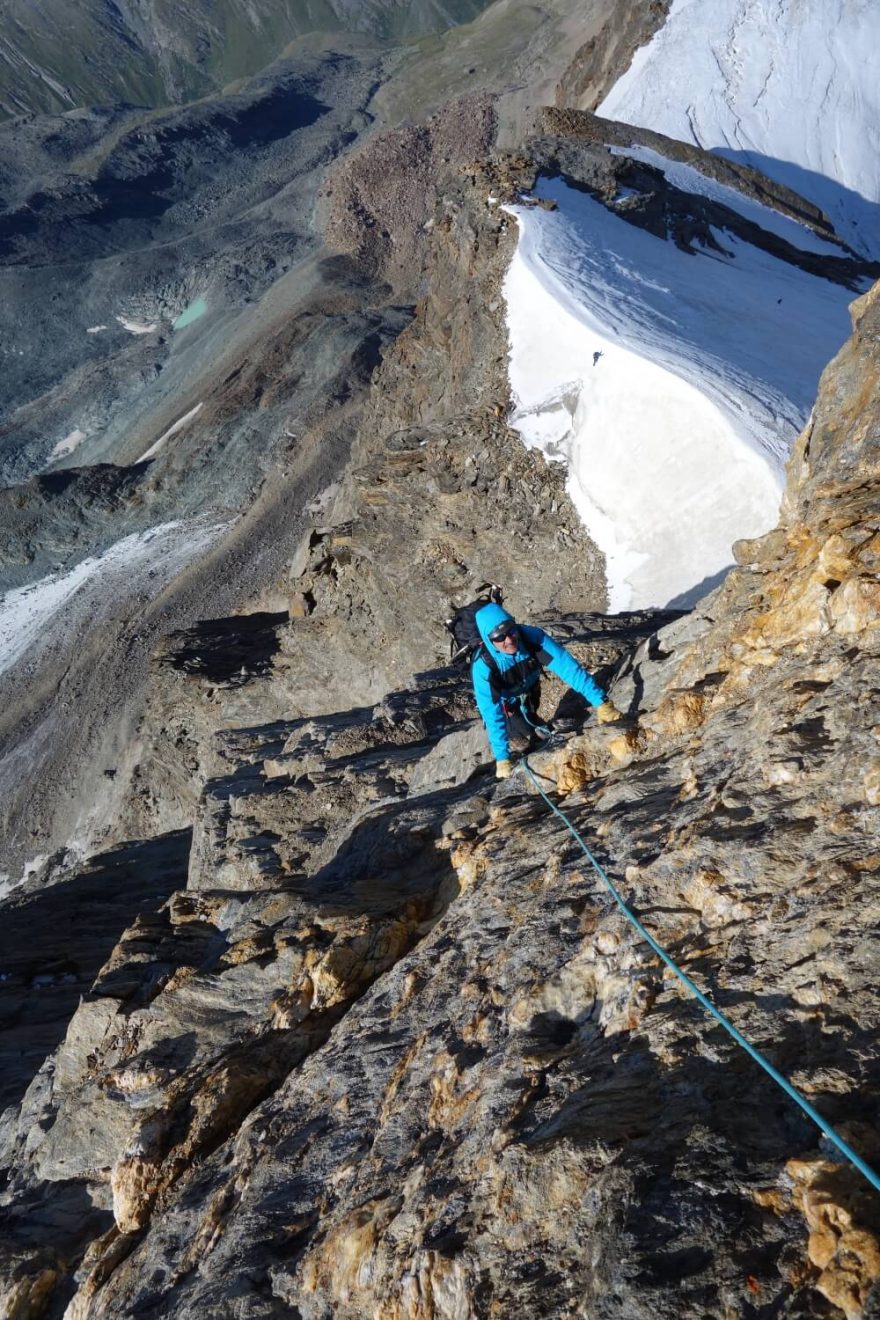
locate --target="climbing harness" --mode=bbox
[519,753,880,1196]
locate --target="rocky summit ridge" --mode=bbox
[1,3,880,1317]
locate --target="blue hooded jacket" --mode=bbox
[472,602,606,762]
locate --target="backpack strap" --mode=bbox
[520,632,551,672]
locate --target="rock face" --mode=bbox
[2,270,879,1315]
[554,0,672,113]
[0,612,667,1317]
[0,831,190,1116]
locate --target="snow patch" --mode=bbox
[136,403,204,463]
[307,482,340,517]
[86,325,108,334]
[50,428,88,460]
[0,854,49,902]
[0,517,229,677]
[503,178,855,609]
[116,315,158,335]
[599,0,880,259]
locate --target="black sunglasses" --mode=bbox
[489,623,518,642]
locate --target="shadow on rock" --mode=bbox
[0,829,190,1111]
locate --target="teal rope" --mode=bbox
[520,755,880,1196]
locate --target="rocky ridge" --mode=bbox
[0,611,665,1315]
[1,287,878,1319]
[5,1,870,878]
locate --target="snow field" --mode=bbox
[504,238,779,609]
[503,178,857,609]
[599,0,880,260]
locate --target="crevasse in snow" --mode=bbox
[599,0,880,260]
[503,178,856,610]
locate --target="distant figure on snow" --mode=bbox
[471,602,621,779]
[592,350,603,366]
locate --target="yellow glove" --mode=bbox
[595,701,623,725]
[496,759,513,780]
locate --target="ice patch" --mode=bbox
[136,402,204,463]
[503,178,855,609]
[50,428,88,460]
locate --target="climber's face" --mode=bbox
[490,623,518,654]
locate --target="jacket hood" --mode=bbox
[475,602,514,648]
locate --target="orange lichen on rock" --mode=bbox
[787,1156,880,1319]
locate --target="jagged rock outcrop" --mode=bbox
[538,109,880,282]
[0,832,189,1117]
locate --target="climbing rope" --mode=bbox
[519,753,880,1196]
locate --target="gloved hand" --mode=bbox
[595,701,623,725]
[496,758,513,780]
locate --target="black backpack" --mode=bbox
[445,583,504,663]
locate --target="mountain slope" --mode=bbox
[2,274,878,1318]
[1,1,879,1312]
[0,0,493,120]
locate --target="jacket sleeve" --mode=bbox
[523,625,606,707]
[472,656,510,761]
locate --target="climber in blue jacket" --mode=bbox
[472,602,621,779]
